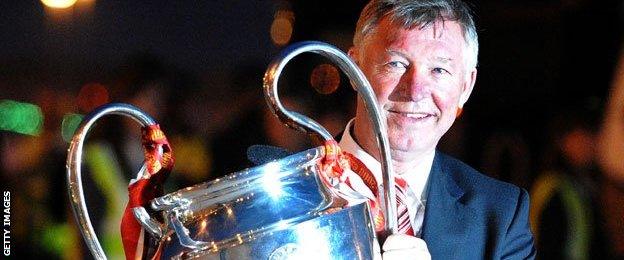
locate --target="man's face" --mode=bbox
[351,17,476,160]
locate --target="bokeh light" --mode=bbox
[310,64,340,94]
[61,113,84,143]
[41,0,78,9]
[0,100,44,136]
[270,10,295,46]
[77,82,110,113]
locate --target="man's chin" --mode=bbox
[388,139,433,157]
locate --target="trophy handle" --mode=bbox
[263,41,398,235]
[66,103,162,260]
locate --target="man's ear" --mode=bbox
[458,68,477,108]
[347,46,362,91]
[348,47,359,65]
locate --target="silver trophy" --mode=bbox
[67,41,397,259]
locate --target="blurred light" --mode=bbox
[198,219,208,235]
[77,83,109,113]
[262,162,283,199]
[41,223,76,256]
[295,221,330,258]
[310,64,341,94]
[170,136,211,182]
[61,113,84,142]
[0,100,44,136]
[271,10,295,46]
[276,220,290,230]
[41,0,78,9]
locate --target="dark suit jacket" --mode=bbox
[423,151,536,259]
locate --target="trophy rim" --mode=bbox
[150,146,326,214]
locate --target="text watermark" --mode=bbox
[3,191,10,256]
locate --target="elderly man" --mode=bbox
[338,0,536,259]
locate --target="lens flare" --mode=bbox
[262,162,283,199]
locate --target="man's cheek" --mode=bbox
[371,86,390,105]
[432,91,460,111]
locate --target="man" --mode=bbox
[339,0,536,258]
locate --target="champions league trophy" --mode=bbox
[66,41,399,259]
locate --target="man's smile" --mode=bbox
[386,109,437,126]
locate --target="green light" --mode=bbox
[61,113,84,142]
[0,100,43,136]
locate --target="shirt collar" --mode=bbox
[338,119,434,201]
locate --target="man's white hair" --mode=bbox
[353,0,479,69]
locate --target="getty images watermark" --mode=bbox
[3,191,10,256]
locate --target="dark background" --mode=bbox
[2,0,621,170]
[1,0,623,259]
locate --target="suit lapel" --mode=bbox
[421,152,476,258]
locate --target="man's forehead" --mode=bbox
[380,17,463,40]
[366,18,466,55]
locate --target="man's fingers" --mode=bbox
[373,237,382,260]
[382,235,431,260]
[383,249,431,260]
[382,234,428,252]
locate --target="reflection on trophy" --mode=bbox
[66,41,398,259]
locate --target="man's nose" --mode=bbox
[398,66,430,100]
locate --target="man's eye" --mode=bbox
[432,67,450,75]
[387,61,407,69]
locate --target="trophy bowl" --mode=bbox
[150,146,374,259]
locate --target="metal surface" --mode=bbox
[133,207,163,238]
[137,145,374,258]
[164,203,375,260]
[143,146,336,251]
[66,103,155,260]
[263,41,397,235]
[150,146,329,214]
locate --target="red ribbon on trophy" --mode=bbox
[318,140,385,233]
[120,124,174,260]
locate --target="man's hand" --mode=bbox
[373,234,431,260]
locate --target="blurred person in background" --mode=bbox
[597,49,624,259]
[31,53,214,259]
[262,96,314,153]
[209,64,281,175]
[530,109,614,259]
[1,88,86,259]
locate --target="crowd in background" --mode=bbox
[2,0,624,259]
